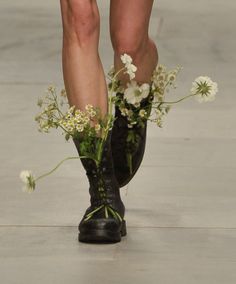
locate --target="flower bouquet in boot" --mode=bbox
[71,108,126,243]
[20,77,127,243]
[109,55,218,187]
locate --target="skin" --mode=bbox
[60,0,158,115]
[110,0,158,86]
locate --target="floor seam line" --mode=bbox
[0,225,236,230]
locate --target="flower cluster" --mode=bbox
[151,64,180,102]
[116,91,152,129]
[35,86,68,133]
[121,54,137,80]
[152,105,171,128]
[58,105,101,138]
[35,87,103,141]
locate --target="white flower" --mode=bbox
[156,64,166,74]
[20,170,36,193]
[168,73,176,82]
[108,65,115,78]
[139,109,147,118]
[85,104,96,117]
[60,89,67,97]
[124,81,150,105]
[120,108,129,117]
[124,81,139,105]
[68,106,75,114]
[20,171,31,183]
[121,54,133,65]
[191,76,218,103]
[47,85,56,94]
[140,83,150,98]
[120,53,137,80]
[76,124,84,132]
[95,124,101,133]
[126,64,137,80]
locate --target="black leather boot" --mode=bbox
[111,95,152,188]
[73,132,126,243]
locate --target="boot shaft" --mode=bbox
[72,131,125,216]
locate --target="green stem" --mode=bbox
[154,93,196,105]
[96,141,104,167]
[50,90,65,118]
[126,153,133,175]
[107,206,123,222]
[35,156,86,182]
[107,68,123,115]
[113,67,126,81]
[85,205,104,218]
[96,76,116,165]
[50,114,70,134]
[105,206,109,218]
[56,106,64,118]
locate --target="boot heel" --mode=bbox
[121,220,127,236]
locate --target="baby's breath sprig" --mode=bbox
[151,65,181,102]
[35,86,69,134]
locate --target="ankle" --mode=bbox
[147,38,159,67]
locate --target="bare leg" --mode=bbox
[110,0,158,86]
[109,1,158,188]
[60,0,107,114]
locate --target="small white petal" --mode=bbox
[20,170,32,183]
[140,83,150,99]
[121,53,133,65]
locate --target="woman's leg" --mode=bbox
[60,1,126,243]
[110,0,158,85]
[60,0,107,114]
[110,0,158,187]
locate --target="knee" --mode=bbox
[111,27,149,60]
[61,0,99,45]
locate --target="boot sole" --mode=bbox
[78,220,127,244]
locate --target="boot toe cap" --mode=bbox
[78,218,126,243]
[79,217,121,232]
